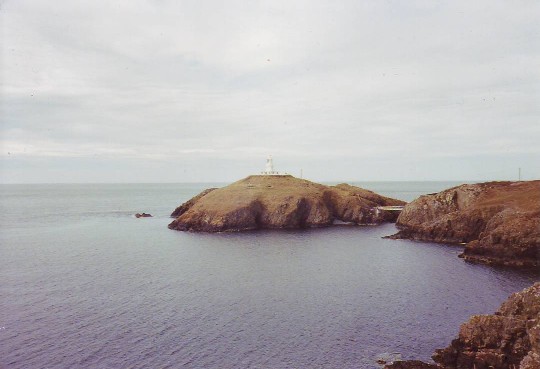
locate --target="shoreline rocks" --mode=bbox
[384,361,438,369]
[389,180,540,268]
[385,283,540,369]
[168,175,405,232]
[433,282,540,369]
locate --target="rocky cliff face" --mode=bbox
[390,181,540,268]
[385,283,540,369]
[168,175,405,232]
[433,282,540,369]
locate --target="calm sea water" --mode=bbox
[1,182,537,369]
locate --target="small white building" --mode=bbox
[261,155,279,175]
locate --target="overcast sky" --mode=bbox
[1,0,539,183]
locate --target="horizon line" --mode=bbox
[1,178,535,185]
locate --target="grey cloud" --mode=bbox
[1,0,539,183]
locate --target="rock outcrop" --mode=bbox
[384,283,540,369]
[389,181,540,268]
[168,175,405,232]
[434,282,540,369]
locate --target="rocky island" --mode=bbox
[389,180,540,268]
[168,175,405,232]
[385,282,540,369]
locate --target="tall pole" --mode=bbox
[518,167,521,181]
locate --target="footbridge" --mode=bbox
[374,205,404,220]
[376,206,405,212]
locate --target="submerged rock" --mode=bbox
[168,175,405,232]
[135,213,152,218]
[384,360,439,369]
[389,180,540,268]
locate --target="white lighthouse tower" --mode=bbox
[261,155,278,175]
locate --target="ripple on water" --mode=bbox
[1,184,538,369]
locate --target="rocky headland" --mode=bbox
[389,180,540,268]
[168,175,405,232]
[385,282,540,369]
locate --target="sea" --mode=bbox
[1,181,538,369]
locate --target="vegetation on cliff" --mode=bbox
[168,175,405,232]
[389,180,540,268]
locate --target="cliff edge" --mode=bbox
[389,180,540,268]
[168,175,405,232]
